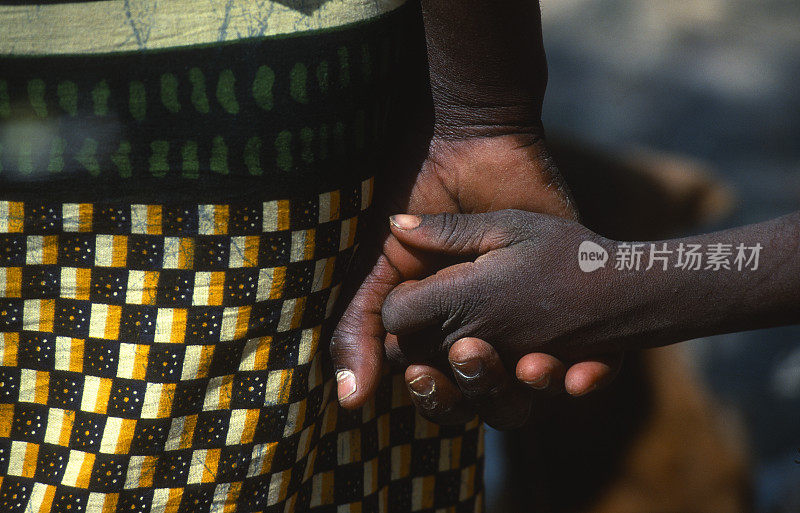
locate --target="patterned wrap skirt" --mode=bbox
[0,1,484,512]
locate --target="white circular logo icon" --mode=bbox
[578,241,608,272]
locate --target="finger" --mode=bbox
[388,211,528,255]
[515,353,566,393]
[382,232,452,282]
[381,262,475,336]
[564,353,624,397]
[331,255,400,409]
[405,365,476,425]
[449,338,532,430]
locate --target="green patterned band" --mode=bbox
[0,1,428,202]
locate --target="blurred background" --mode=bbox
[485,0,800,511]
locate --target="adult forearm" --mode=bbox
[420,0,549,136]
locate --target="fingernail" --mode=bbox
[390,214,421,230]
[523,375,550,390]
[408,375,434,397]
[336,370,357,401]
[451,359,482,379]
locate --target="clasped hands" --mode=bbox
[328,135,624,430]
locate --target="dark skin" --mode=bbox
[382,210,800,383]
[330,0,623,428]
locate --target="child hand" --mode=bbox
[383,210,627,375]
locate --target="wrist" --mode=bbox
[421,0,548,140]
[561,236,697,353]
[600,223,797,348]
[429,81,545,140]
[604,246,695,348]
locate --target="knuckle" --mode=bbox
[327,334,349,362]
[328,329,362,364]
[437,278,471,332]
[437,212,465,250]
[439,275,484,333]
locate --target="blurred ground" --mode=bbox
[486,1,800,511]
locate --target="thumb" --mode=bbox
[388,210,526,255]
[330,254,399,408]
